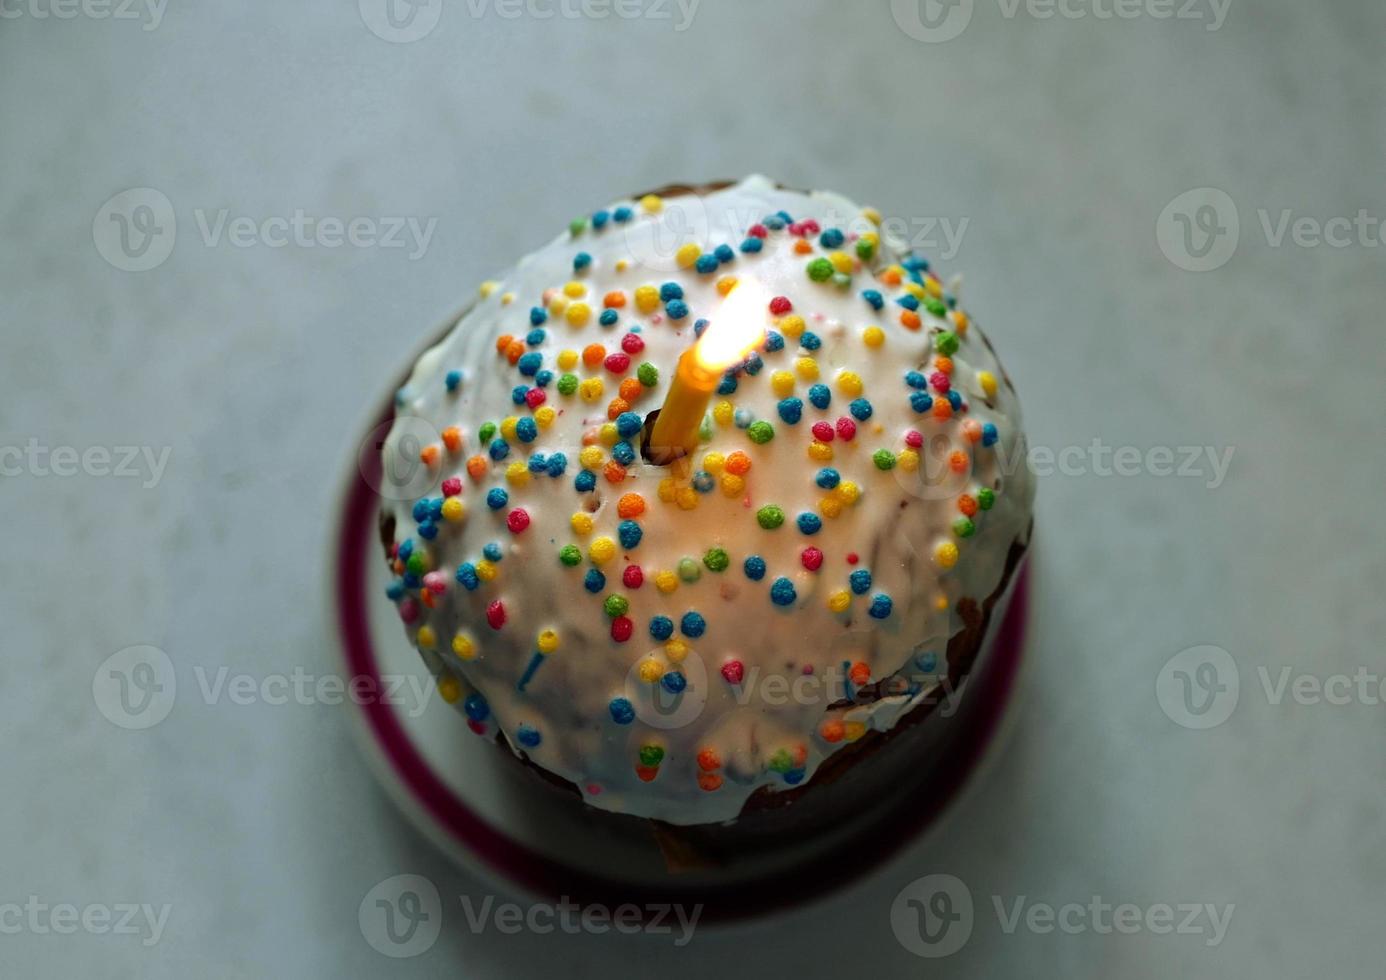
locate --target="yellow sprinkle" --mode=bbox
[566,302,591,327]
[770,370,796,397]
[978,371,997,399]
[701,452,726,475]
[537,629,560,654]
[563,280,586,298]
[828,589,852,613]
[807,440,834,462]
[716,275,738,296]
[720,473,745,497]
[665,639,689,663]
[829,251,853,274]
[579,445,604,469]
[441,497,465,523]
[844,721,867,742]
[416,626,436,649]
[570,512,594,536]
[548,295,568,316]
[452,633,476,660]
[534,406,556,428]
[862,207,882,225]
[819,495,844,518]
[935,594,951,611]
[598,423,619,446]
[926,277,943,299]
[657,477,677,503]
[615,258,630,272]
[437,674,461,703]
[505,462,529,486]
[675,487,699,510]
[897,449,920,472]
[499,416,519,440]
[640,194,663,213]
[476,560,498,582]
[479,280,500,298]
[500,292,515,306]
[951,309,969,335]
[836,370,863,397]
[638,658,663,683]
[634,285,660,314]
[780,315,805,338]
[557,349,579,371]
[935,541,960,569]
[655,570,679,593]
[589,537,616,565]
[903,281,926,301]
[713,400,734,426]
[676,243,701,269]
[834,481,860,505]
[579,378,604,402]
[862,325,885,348]
[795,357,819,380]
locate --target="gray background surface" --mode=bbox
[3,0,1384,976]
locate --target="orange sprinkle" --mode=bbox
[441,426,462,452]
[420,444,440,466]
[948,450,968,473]
[849,661,871,685]
[636,766,658,783]
[793,239,813,254]
[820,719,846,743]
[603,290,626,308]
[495,334,514,354]
[582,344,605,367]
[961,419,982,444]
[931,398,953,421]
[466,455,488,480]
[617,493,646,518]
[934,355,954,374]
[880,268,902,286]
[696,748,721,771]
[958,494,978,517]
[603,461,627,484]
[618,378,642,402]
[607,398,629,421]
[724,451,751,475]
[505,339,524,364]
[697,772,723,791]
[900,309,921,330]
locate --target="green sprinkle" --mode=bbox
[639,744,665,767]
[924,296,948,318]
[831,272,852,290]
[856,238,876,261]
[807,257,834,282]
[558,544,582,567]
[478,421,497,442]
[637,362,659,387]
[872,449,897,471]
[768,748,794,773]
[569,217,587,237]
[603,594,629,618]
[698,414,714,441]
[556,374,579,396]
[934,331,959,356]
[747,420,774,444]
[977,487,996,510]
[953,517,976,538]
[756,505,786,530]
[703,548,730,572]
[677,557,702,582]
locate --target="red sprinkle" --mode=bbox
[721,660,745,684]
[801,547,824,571]
[811,420,835,442]
[524,388,546,408]
[467,719,487,735]
[611,616,634,642]
[846,552,859,565]
[905,430,923,448]
[835,417,857,441]
[930,371,950,393]
[486,600,506,630]
[506,508,530,533]
[769,296,793,315]
[603,352,631,374]
[621,333,645,354]
[623,565,644,589]
[748,223,768,239]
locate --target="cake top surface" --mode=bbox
[380,175,1033,825]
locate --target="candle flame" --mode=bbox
[692,282,768,374]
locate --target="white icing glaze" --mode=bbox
[381,176,1034,825]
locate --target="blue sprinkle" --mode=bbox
[665,299,689,320]
[862,289,884,310]
[599,308,619,327]
[816,467,840,489]
[778,398,803,424]
[982,423,998,447]
[529,307,548,326]
[463,693,489,722]
[618,520,643,549]
[574,470,597,492]
[456,563,479,590]
[592,209,610,229]
[905,371,927,389]
[764,331,784,353]
[660,282,684,301]
[516,724,541,748]
[743,352,763,376]
[445,370,463,392]
[714,243,735,263]
[527,453,548,474]
[612,441,636,465]
[486,488,508,510]
[385,580,405,601]
[808,384,831,410]
[820,228,845,248]
[608,697,634,724]
[573,251,592,272]
[869,594,894,619]
[915,650,939,672]
[770,577,797,606]
[800,332,821,351]
[947,390,962,410]
[616,412,643,438]
[411,499,430,522]
[744,555,767,580]
[649,615,674,640]
[546,452,568,477]
[739,237,764,253]
[428,498,444,520]
[489,439,510,461]
[534,369,554,388]
[402,572,420,589]
[849,569,872,595]
[784,769,806,785]
[680,611,706,638]
[515,418,538,443]
[764,213,787,230]
[717,374,738,395]
[417,520,437,540]
[695,254,719,274]
[904,254,929,272]
[692,470,715,493]
[693,318,710,338]
[661,672,687,694]
[849,398,873,421]
[511,385,529,405]
[797,512,823,535]
[518,352,542,376]
[584,569,606,593]
[483,542,503,562]
[733,408,754,429]
[897,294,920,311]
[910,392,934,413]
[613,206,633,223]
[397,540,414,560]
[526,328,546,346]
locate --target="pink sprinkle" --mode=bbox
[835,417,857,441]
[721,660,745,685]
[905,430,923,449]
[621,333,644,354]
[801,547,824,571]
[748,223,768,239]
[930,371,950,393]
[441,476,463,496]
[623,565,644,589]
[525,388,546,408]
[423,571,447,595]
[604,352,631,374]
[801,219,821,235]
[586,783,603,795]
[506,508,530,533]
[811,421,835,442]
[398,597,419,624]
[486,600,506,630]
[769,296,792,315]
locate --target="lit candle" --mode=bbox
[648,284,766,465]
